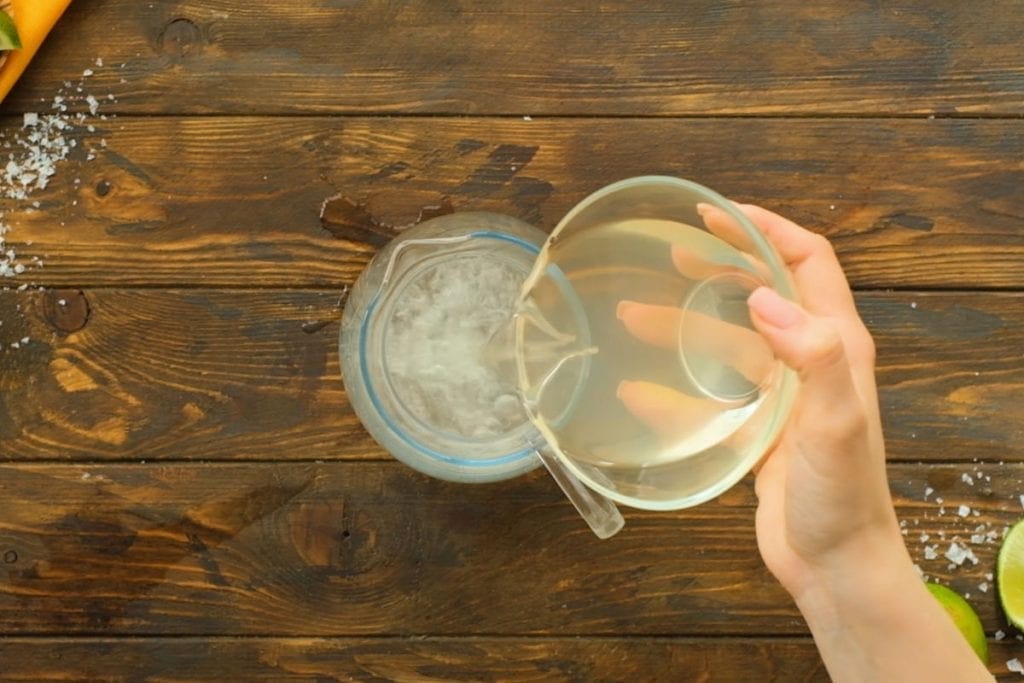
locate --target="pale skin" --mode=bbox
[618,203,993,681]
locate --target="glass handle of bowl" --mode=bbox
[535,447,624,539]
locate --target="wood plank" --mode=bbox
[2,117,1022,290]
[3,638,1021,683]
[6,1,1024,116]
[0,462,1021,636]
[865,291,1024,464]
[0,289,363,461]
[2,289,1023,463]
[0,637,835,682]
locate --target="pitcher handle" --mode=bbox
[535,448,625,539]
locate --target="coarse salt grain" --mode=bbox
[1008,658,1024,674]
[957,504,971,517]
[944,542,978,566]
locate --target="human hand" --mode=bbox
[735,204,992,681]
[719,204,903,601]
[618,203,991,680]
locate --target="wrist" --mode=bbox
[792,539,994,682]
[794,541,919,633]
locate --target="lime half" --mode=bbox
[998,517,1024,631]
[0,10,20,51]
[926,582,988,664]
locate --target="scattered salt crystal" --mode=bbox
[95,57,104,67]
[935,497,944,504]
[944,541,976,566]
[1019,494,1024,510]
[920,533,930,542]
[522,115,532,121]
[986,572,994,581]
[910,301,917,309]
[924,486,934,499]
[1009,658,1024,674]
[957,504,971,517]
[829,204,835,210]
[996,630,1005,640]
[924,545,938,560]
[961,472,974,486]
[2,64,109,349]
[979,582,988,592]
[57,299,66,306]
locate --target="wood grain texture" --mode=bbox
[2,289,1023,463]
[6,0,1024,116]
[2,116,1022,290]
[0,289,361,461]
[0,636,836,682]
[0,463,1021,639]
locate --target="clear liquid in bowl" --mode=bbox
[513,217,778,470]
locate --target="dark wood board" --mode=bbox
[5,1,1024,117]
[0,463,1021,637]
[1,117,1022,289]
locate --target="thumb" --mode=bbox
[747,287,861,421]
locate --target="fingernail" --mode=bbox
[748,287,801,328]
[616,380,632,400]
[616,300,643,322]
[696,202,715,217]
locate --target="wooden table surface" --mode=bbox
[2,1,1023,680]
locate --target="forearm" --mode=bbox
[794,543,993,682]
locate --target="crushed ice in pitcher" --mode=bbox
[383,252,529,439]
